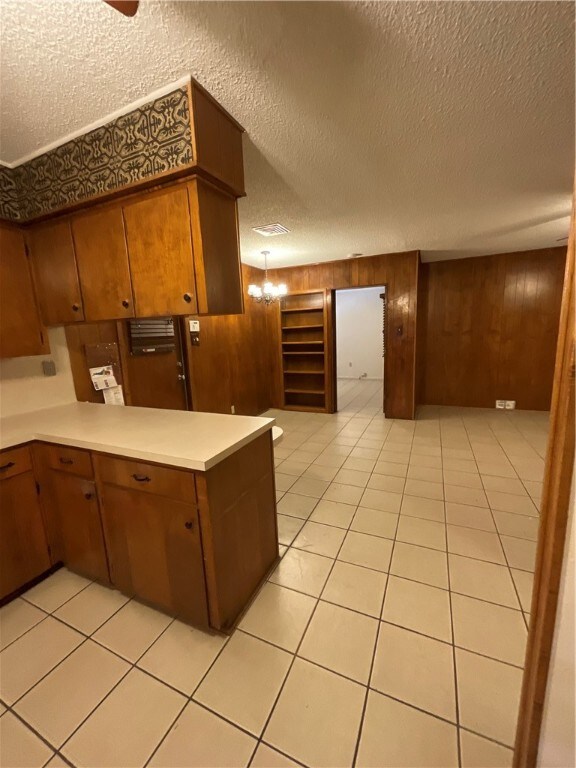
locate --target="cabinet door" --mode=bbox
[0,471,51,599]
[100,485,208,626]
[46,471,109,582]
[0,225,49,358]
[122,186,198,316]
[27,220,84,324]
[72,207,135,321]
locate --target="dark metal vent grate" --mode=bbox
[129,318,176,355]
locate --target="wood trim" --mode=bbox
[513,196,575,766]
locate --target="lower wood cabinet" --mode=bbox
[98,483,208,627]
[0,448,51,600]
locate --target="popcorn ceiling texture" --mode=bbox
[0,1,573,263]
[0,88,192,221]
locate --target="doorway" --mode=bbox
[334,286,386,413]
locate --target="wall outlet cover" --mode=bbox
[505,400,516,409]
[42,360,57,377]
[189,319,200,332]
[495,400,506,409]
[231,405,236,414]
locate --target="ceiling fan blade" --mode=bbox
[104,1,139,17]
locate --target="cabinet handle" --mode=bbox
[132,473,151,482]
[122,300,130,308]
[184,521,194,530]
[0,461,15,471]
[84,492,94,500]
[72,303,80,312]
[183,293,192,303]
[59,457,74,465]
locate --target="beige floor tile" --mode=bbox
[302,464,339,482]
[44,756,69,767]
[310,498,356,528]
[323,482,364,505]
[276,493,318,519]
[313,453,346,469]
[476,460,517,478]
[445,502,496,532]
[390,542,449,589]
[194,632,291,736]
[321,561,387,617]
[292,521,346,558]
[148,701,256,768]
[445,485,488,508]
[443,448,474,460]
[138,619,227,694]
[357,690,458,767]
[0,712,54,768]
[269,548,333,597]
[511,569,534,612]
[367,473,406,493]
[62,668,185,767]
[443,458,478,473]
[264,657,365,768]
[239,582,315,652]
[251,743,300,767]
[360,487,402,513]
[373,460,408,477]
[409,453,442,469]
[289,477,330,498]
[299,601,378,683]
[372,623,456,721]
[54,582,129,635]
[15,640,129,747]
[276,490,285,502]
[523,479,543,503]
[407,465,443,483]
[275,473,297,492]
[481,476,527,496]
[449,554,519,608]
[350,446,380,460]
[447,525,506,564]
[343,456,377,473]
[456,648,523,747]
[459,729,513,767]
[23,569,91,613]
[493,510,539,540]
[404,478,444,500]
[351,507,398,539]
[500,536,537,571]
[443,470,483,489]
[277,460,310,477]
[277,514,304,545]
[0,616,83,704]
[338,531,393,572]
[92,600,172,662]
[0,599,46,650]
[400,495,445,522]
[451,594,527,666]
[382,575,452,642]
[396,516,447,551]
[333,468,371,487]
[486,490,539,516]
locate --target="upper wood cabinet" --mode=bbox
[122,185,199,317]
[72,207,134,321]
[0,224,49,358]
[27,220,85,324]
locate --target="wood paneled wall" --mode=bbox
[266,251,420,419]
[416,247,567,410]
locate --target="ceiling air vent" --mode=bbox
[252,223,291,237]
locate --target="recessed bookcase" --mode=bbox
[279,290,334,412]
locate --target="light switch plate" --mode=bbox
[495,400,506,409]
[189,319,200,332]
[505,400,516,410]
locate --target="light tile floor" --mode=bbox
[0,380,547,768]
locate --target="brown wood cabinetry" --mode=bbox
[0,447,51,600]
[27,220,84,324]
[72,207,134,321]
[0,224,49,359]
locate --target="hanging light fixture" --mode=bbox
[247,251,288,304]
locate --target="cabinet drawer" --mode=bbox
[96,454,196,504]
[42,444,94,478]
[0,446,32,481]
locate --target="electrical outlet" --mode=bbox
[231,405,236,414]
[505,400,516,410]
[495,400,506,409]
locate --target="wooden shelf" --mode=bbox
[285,388,325,395]
[282,351,325,356]
[282,341,324,346]
[281,324,324,330]
[280,306,323,314]
[283,369,324,375]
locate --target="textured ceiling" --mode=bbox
[0,1,573,266]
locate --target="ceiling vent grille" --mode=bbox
[252,223,291,237]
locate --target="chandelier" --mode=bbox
[247,251,288,305]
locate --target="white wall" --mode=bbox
[538,477,575,767]
[0,327,77,418]
[336,286,385,379]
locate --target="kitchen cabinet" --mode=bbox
[0,224,49,358]
[27,220,85,325]
[72,207,134,321]
[0,447,51,600]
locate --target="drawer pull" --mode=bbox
[132,473,151,483]
[184,521,194,530]
[59,457,74,465]
[84,492,94,500]
[0,461,15,471]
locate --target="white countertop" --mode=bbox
[0,402,275,471]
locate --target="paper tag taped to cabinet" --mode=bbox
[103,385,125,406]
[89,365,117,391]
